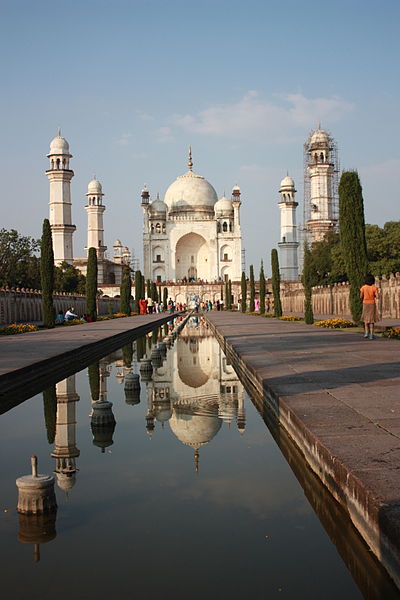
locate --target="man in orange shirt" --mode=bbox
[360,274,379,339]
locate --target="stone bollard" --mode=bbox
[158,341,167,357]
[16,456,57,515]
[139,358,153,381]
[124,373,141,405]
[18,511,57,562]
[91,399,116,426]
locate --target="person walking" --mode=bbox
[360,274,379,339]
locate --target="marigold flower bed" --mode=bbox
[382,327,400,339]
[314,318,356,329]
[0,323,39,335]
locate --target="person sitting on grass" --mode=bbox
[55,311,64,325]
[360,274,379,340]
[65,307,78,321]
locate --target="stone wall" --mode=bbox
[0,289,121,325]
[280,273,400,319]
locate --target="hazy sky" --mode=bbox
[1,0,399,275]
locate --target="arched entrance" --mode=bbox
[175,233,209,281]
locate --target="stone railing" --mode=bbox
[0,288,121,325]
[280,273,400,319]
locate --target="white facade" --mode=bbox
[278,174,299,281]
[45,130,76,265]
[142,153,242,283]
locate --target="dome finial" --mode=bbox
[194,449,199,473]
[93,173,96,180]
[57,127,61,137]
[188,146,193,171]
[317,120,321,130]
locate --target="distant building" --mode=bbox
[141,149,243,283]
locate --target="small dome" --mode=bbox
[49,132,70,156]
[310,127,329,145]
[55,471,76,492]
[214,196,233,215]
[150,198,167,213]
[169,408,222,449]
[114,239,122,247]
[164,170,218,212]
[280,175,295,191]
[87,177,103,194]
[232,185,241,193]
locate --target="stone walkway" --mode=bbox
[0,313,179,412]
[205,311,400,588]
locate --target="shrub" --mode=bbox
[0,323,39,335]
[314,318,356,329]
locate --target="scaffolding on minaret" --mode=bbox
[301,126,340,248]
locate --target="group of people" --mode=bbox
[55,307,93,325]
[138,298,185,315]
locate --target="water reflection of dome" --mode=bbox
[55,471,76,492]
[155,404,172,423]
[169,406,222,449]
[177,338,211,388]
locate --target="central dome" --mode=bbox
[164,169,218,212]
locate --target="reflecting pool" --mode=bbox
[0,316,398,599]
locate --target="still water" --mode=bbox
[0,316,397,599]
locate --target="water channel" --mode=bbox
[0,316,399,599]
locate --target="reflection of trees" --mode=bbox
[42,385,57,444]
[122,342,133,368]
[88,362,100,401]
[136,336,146,361]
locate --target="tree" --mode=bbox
[40,219,55,328]
[163,286,168,308]
[151,281,158,302]
[54,261,86,293]
[0,228,41,289]
[227,279,232,309]
[241,272,247,313]
[86,247,98,321]
[259,261,266,314]
[249,264,255,312]
[43,385,57,444]
[158,284,162,303]
[122,342,133,368]
[366,221,400,276]
[120,266,132,315]
[302,242,314,324]
[146,279,151,298]
[88,362,100,401]
[339,171,368,322]
[224,279,229,309]
[271,249,282,317]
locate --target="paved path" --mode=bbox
[0,313,180,412]
[205,311,400,588]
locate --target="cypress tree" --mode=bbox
[141,273,145,299]
[271,249,282,317]
[249,264,255,312]
[88,362,100,401]
[122,342,133,368]
[158,284,162,303]
[151,281,158,302]
[43,385,57,444]
[134,269,142,312]
[302,242,314,324]
[120,266,131,315]
[86,247,98,321]
[40,218,55,328]
[224,280,229,309]
[339,171,368,322]
[136,336,146,361]
[227,279,232,309]
[146,279,151,298]
[259,260,266,314]
[163,286,168,308]
[241,272,247,313]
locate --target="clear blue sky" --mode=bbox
[1,0,399,275]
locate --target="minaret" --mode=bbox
[230,185,243,281]
[141,185,151,279]
[85,176,106,259]
[278,174,299,281]
[51,375,80,493]
[304,124,339,243]
[45,129,76,265]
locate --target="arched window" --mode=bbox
[320,152,324,162]
[56,158,60,169]
[51,159,54,169]
[223,222,228,232]
[314,153,318,162]
[62,158,66,168]
[217,222,221,233]
[156,222,161,233]
[229,222,233,232]
[151,224,154,233]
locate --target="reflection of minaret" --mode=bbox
[237,392,245,435]
[51,376,80,493]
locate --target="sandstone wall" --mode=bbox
[280,273,400,319]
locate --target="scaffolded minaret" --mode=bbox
[303,124,339,244]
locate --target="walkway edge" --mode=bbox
[0,313,181,414]
[205,313,400,590]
